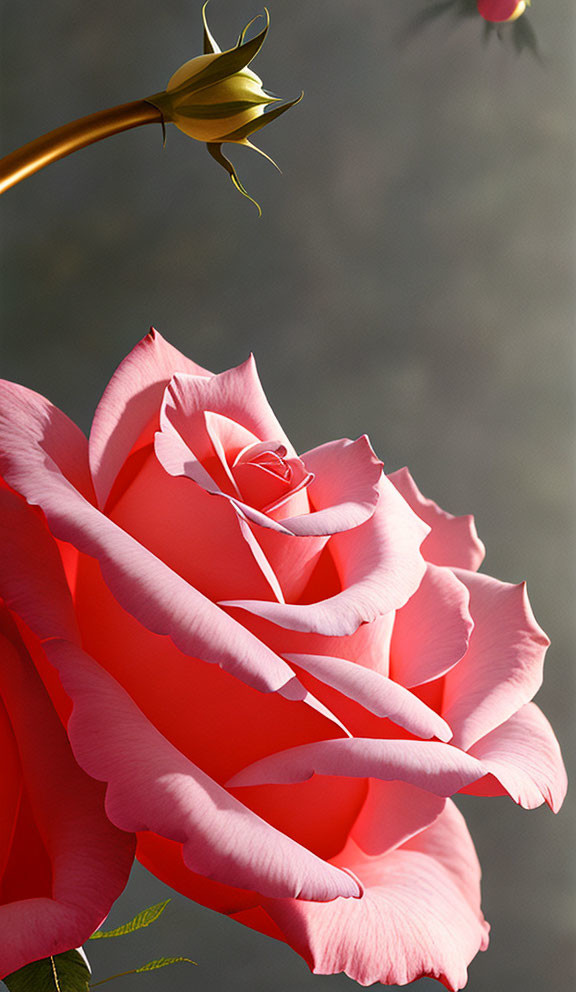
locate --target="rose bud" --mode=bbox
[0,332,566,990]
[148,3,302,213]
[477,0,529,22]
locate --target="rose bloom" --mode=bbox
[0,331,566,988]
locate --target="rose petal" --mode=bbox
[160,359,295,468]
[465,702,567,812]
[0,695,22,883]
[222,474,429,635]
[89,329,211,508]
[0,488,78,642]
[390,564,473,687]
[350,779,446,856]
[0,382,94,503]
[285,653,452,742]
[44,638,362,903]
[442,570,549,749]
[389,467,485,570]
[204,412,261,496]
[228,738,483,795]
[259,799,489,990]
[138,776,368,914]
[137,833,262,916]
[0,619,134,979]
[234,610,396,679]
[278,436,383,536]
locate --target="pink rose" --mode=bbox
[0,503,134,978]
[477,0,527,23]
[0,331,566,989]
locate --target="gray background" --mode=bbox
[1,1,574,989]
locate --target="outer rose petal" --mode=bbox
[465,703,567,812]
[390,564,473,688]
[0,696,22,883]
[43,637,362,903]
[258,799,489,990]
[0,618,134,978]
[284,653,452,742]
[442,570,549,749]
[223,475,429,635]
[228,738,484,796]
[89,329,211,508]
[0,488,78,643]
[0,381,95,504]
[389,467,485,571]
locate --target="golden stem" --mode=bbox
[0,99,164,195]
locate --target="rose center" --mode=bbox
[231,441,307,512]
[236,442,292,480]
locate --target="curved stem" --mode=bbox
[0,99,164,195]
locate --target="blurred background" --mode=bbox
[1,1,574,989]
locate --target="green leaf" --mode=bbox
[90,957,196,987]
[3,951,90,992]
[89,900,170,940]
[131,956,197,974]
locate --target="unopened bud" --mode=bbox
[477,0,529,22]
[147,3,302,213]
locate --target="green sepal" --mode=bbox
[511,15,539,57]
[237,13,265,48]
[218,92,303,143]
[175,97,275,121]
[164,12,270,104]
[90,957,196,988]
[146,91,175,123]
[3,951,90,992]
[202,1,220,54]
[206,143,262,216]
[89,899,170,940]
